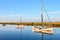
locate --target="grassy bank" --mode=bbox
[0,22,60,27]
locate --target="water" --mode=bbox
[0,25,60,40]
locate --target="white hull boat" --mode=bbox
[32,27,53,34]
[17,24,24,29]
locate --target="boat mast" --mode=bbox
[41,0,44,28]
[20,16,22,25]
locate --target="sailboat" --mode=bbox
[32,26,53,34]
[17,16,24,29]
[32,0,53,34]
[17,24,24,29]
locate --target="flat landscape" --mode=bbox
[0,22,60,27]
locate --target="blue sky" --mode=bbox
[0,0,60,22]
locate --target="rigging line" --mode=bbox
[43,6,53,27]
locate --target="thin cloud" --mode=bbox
[0,14,23,17]
[47,12,60,14]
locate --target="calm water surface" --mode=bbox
[0,25,60,40]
